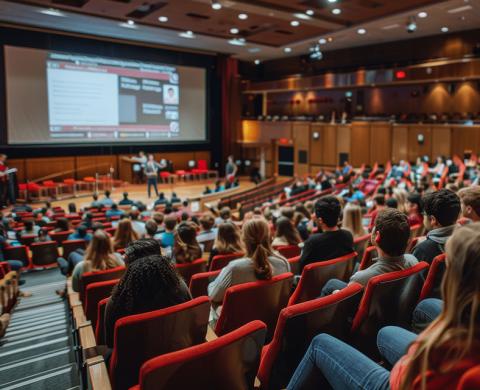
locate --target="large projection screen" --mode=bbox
[5,46,207,144]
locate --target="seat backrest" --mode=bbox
[209,252,244,271]
[49,230,74,246]
[274,245,301,259]
[175,259,207,285]
[85,279,119,331]
[79,266,125,305]
[215,273,293,341]
[351,262,429,358]
[458,365,480,390]
[359,246,377,271]
[419,254,446,301]
[188,270,221,298]
[109,296,211,390]
[258,283,364,390]
[62,239,87,259]
[288,256,300,275]
[135,321,267,390]
[95,297,109,345]
[30,241,59,267]
[197,159,208,170]
[4,245,30,267]
[353,234,371,260]
[20,234,37,247]
[288,252,357,306]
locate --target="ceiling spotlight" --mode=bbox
[290,20,300,27]
[238,13,248,20]
[158,16,168,22]
[284,47,292,53]
[230,27,239,34]
[306,9,314,16]
[228,38,246,46]
[357,28,366,34]
[254,59,261,65]
[127,19,135,26]
[319,38,327,44]
[406,16,417,33]
[211,0,222,10]
[39,8,65,17]
[327,36,333,42]
[179,30,195,38]
[327,0,338,3]
[441,26,449,32]
[332,8,341,15]
[417,11,428,18]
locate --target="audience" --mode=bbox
[119,192,134,206]
[104,253,191,348]
[341,204,366,239]
[68,225,92,242]
[144,220,158,240]
[172,222,202,264]
[20,219,39,236]
[106,204,124,219]
[154,192,167,207]
[196,213,217,245]
[299,196,354,272]
[100,190,114,207]
[159,214,177,248]
[272,216,301,247]
[54,218,71,232]
[113,219,139,251]
[129,210,146,236]
[406,192,423,227]
[412,189,460,264]
[209,222,244,264]
[457,185,480,222]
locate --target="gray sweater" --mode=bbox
[208,254,291,304]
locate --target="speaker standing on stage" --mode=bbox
[225,155,238,183]
[144,154,163,198]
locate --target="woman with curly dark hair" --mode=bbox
[104,254,191,348]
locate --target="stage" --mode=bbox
[44,178,256,212]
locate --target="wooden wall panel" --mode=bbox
[25,157,75,181]
[408,125,432,162]
[309,124,324,165]
[336,125,351,156]
[293,123,310,176]
[7,159,25,183]
[321,125,338,166]
[392,126,408,163]
[350,122,370,167]
[451,126,480,157]
[370,123,392,165]
[431,126,452,158]
[76,155,117,179]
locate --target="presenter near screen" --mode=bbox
[144,155,166,198]
[225,155,238,183]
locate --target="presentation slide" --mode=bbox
[5,46,207,144]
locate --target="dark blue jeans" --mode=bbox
[287,327,417,390]
[147,178,159,198]
[57,250,84,276]
[412,298,442,333]
[320,279,347,297]
[6,260,23,271]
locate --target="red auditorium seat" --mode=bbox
[131,321,267,390]
[109,296,211,390]
[30,241,59,268]
[209,252,244,271]
[258,283,364,390]
[353,233,371,259]
[19,234,37,247]
[407,235,425,253]
[458,365,480,390]
[3,245,30,268]
[358,246,377,271]
[410,223,423,237]
[49,230,74,246]
[175,259,207,285]
[79,266,126,306]
[95,297,109,345]
[62,239,87,259]
[288,252,357,306]
[351,262,429,358]
[418,253,446,301]
[215,273,293,341]
[274,244,301,259]
[84,279,119,331]
[188,270,221,298]
[159,171,173,183]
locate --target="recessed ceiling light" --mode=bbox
[238,13,248,20]
[228,38,246,46]
[127,19,135,26]
[120,21,137,29]
[294,13,310,20]
[179,30,195,38]
[417,11,428,18]
[230,27,239,34]
[254,59,261,65]
[306,9,314,16]
[327,36,333,42]
[284,47,292,53]
[327,0,337,3]
[290,20,300,27]
[357,28,366,34]
[319,38,327,44]
[441,26,449,32]
[332,8,341,15]
[158,16,168,22]
[39,8,65,17]
[211,0,222,10]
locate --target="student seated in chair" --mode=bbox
[299,196,354,272]
[172,222,202,264]
[321,208,418,295]
[287,222,480,390]
[458,185,480,223]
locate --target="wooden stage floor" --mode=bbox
[46,178,256,211]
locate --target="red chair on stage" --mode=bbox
[109,296,210,390]
[130,321,267,390]
[175,259,207,285]
[209,252,244,271]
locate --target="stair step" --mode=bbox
[0,336,71,364]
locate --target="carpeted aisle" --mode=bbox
[0,269,80,390]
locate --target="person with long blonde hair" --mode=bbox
[208,218,290,306]
[287,223,480,390]
[208,222,244,264]
[341,203,366,239]
[71,230,124,292]
[113,219,139,250]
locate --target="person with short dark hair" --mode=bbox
[100,190,114,207]
[413,189,460,264]
[299,196,354,272]
[386,197,398,209]
[20,219,39,237]
[215,207,232,225]
[159,215,177,248]
[144,220,158,239]
[54,218,70,233]
[119,192,134,206]
[68,224,92,242]
[106,203,124,219]
[197,213,216,244]
[154,192,167,207]
[170,192,181,204]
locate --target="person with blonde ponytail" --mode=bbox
[208,218,290,307]
[287,223,480,390]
